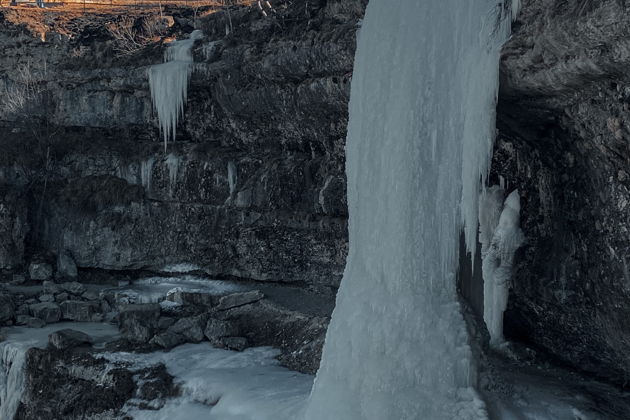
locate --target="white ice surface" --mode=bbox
[159,263,204,273]
[481,190,525,346]
[303,1,513,419]
[105,276,243,304]
[101,344,313,420]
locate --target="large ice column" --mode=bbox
[481,190,525,347]
[148,30,203,151]
[304,1,514,419]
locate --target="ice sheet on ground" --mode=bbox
[105,276,243,304]
[159,263,205,273]
[101,343,313,420]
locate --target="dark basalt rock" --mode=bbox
[495,0,630,386]
[60,300,100,322]
[117,303,161,343]
[27,262,53,282]
[48,329,93,350]
[0,186,28,272]
[29,302,61,324]
[0,293,15,322]
[0,0,361,289]
[16,346,176,420]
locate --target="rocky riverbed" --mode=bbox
[0,259,331,418]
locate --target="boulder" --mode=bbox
[157,317,175,330]
[118,303,160,343]
[16,315,45,328]
[204,318,238,341]
[221,337,248,351]
[150,331,186,349]
[38,294,54,303]
[15,304,29,316]
[215,290,264,311]
[49,329,92,350]
[55,292,69,303]
[82,291,99,301]
[30,302,61,324]
[60,281,86,295]
[167,315,206,343]
[0,294,15,322]
[166,291,215,307]
[60,300,99,322]
[11,274,25,285]
[43,281,61,294]
[56,252,78,279]
[28,262,53,281]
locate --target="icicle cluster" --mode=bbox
[479,188,525,346]
[148,30,203,151]
[304,1,518,419]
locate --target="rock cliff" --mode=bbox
[0,0,365,289]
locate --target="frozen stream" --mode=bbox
[103,344,313,420]
[0,287,624,419]
[105,275,243,305]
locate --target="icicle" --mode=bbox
[227,161,237,196]
[148,30,203,151]
[140,157,156,192]
[481,189,525,347]
[511,0,522,21]
[165,153,180,196]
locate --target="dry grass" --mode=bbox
[0,60,42,117]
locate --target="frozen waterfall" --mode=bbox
[149,30,203,151]
[0,342,28,420]
[304,1,515,419]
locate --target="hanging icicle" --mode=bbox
[148,30,203,151]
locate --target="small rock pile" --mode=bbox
[116,290,265,352]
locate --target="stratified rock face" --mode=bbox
[0,186,28,271]
[0,0,366,287]
[497,0,630,385]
